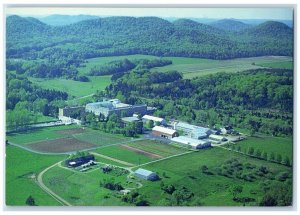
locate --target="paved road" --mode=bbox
[36,161,72,206]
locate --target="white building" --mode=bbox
[171,136,211,149]
[134,168,159,181]
[209,134,227,142]
[172,121,212,139]
[142,115,167,125]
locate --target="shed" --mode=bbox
[152,126,178,138]
[134,168,159,181]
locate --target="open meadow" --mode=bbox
[6,145,66,206]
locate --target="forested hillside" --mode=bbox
[97,68,293,136]
[7,15,293,61]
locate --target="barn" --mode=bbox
[152,126,178,139]
[65,155,95,168]
[171,136,211,149]
[134,168,159,181]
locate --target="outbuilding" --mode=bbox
[134,168,159,181]
[171,136,211,149]
[209,134,227,142]
[142,115,167,126]
[152,126,178,139]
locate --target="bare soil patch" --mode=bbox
[26,137,97,153]
[119,144,163,159]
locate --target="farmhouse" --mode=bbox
[152,126,178,138]
[65,155,95,168]
[134,168,159,181]
[172,121,212,139]
[171,136,211,149]
[142,115,167,126]
[85,99,147,118]
[209,134,227,142]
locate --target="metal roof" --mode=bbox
[142,115,165,122]
[152,126,177,135]
[172,136,211,147]
[134,168,156,177]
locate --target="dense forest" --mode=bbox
[96,68,293,136]
[6,16,293,78]
[6,73,67,130]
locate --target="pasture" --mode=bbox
[29,75,111,98]
[137,147,292,206]
[256,61,293,69]
[235,135,293,160]
[126,139,188,157]
[6,145,66,206]
[42,165,129,206]
[150,56,292,79]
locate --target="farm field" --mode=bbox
[6,125,81,145]
[92,145,156,165]
[126,140,188,157]
[42,165,130,206]
[73,130,129,146]
[137,147,292,206]
[150,56,292,78]
[6,145,66,206]
[256,61,293,69]
[29,75,111,98]
[235,136,293,160]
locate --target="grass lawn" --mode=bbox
[43,165,130,206]
[6,145,66,206]
[73,129,129,146]
[92,145,154,165]
[256,61,293,69]
[235,135,293,160]
[127,140,188,157]
[138,147,292,206]
[29,76,111,98]
[149,56,292,79]
[6,125,80,145]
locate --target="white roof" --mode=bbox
[175,122,210,133]
[134,168,156,177]
[142,115,165,122]
[209,134,226,140]
[152,126,177,135]
[172,136,210,147]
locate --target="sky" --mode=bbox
[5,7,294,20]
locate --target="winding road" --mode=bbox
[36,161,72,206]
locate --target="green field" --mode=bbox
[256,61,293,69]
[127,140,188,157]
[6,125,80,145]
[77,54,160,75]
[6,145,66,206]
[92,145,154,165]
[29,76,111,98]
[43,165,130,206]
[150,56,292,79]
[137,147,292,206]
[73,130,129,146]
[236,136,293,160]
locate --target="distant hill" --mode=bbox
[6,15,293,60]
[37,14,99,26]
[209,19,251,31]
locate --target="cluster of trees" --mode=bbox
[102,68,292,136]
[121,191,149,206]
[6,73,68,130]
[100,179,123,191]
[160,182,195,206]
[84,112,143,137]
[89,58,172,76]
[7,16,293,63]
